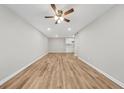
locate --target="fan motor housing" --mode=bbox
[57,10,63,17]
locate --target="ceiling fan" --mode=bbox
[44,4,74,24]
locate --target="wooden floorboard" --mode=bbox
[0,53,122,89]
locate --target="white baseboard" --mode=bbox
[78,57,124,88]
[0,52,48,86]
[49,51,74,53]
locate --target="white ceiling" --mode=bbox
[6,4,114,38]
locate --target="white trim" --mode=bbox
[78,56,124,88]
[48,51,74,53]
[0,52,48,86]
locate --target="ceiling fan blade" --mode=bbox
[55,20,58,24]
[51,4,57,14]
[64,18,70,22]
[64,8,74,16]
[44,16,54,18]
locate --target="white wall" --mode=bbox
[48,38,66,53]
[0,6,48,81]
[75,5,124,83]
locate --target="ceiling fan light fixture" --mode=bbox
[54,16,58,20]
[58,19,61,23]
[60,17,64,21]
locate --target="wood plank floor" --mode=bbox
[0,53,122,89]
